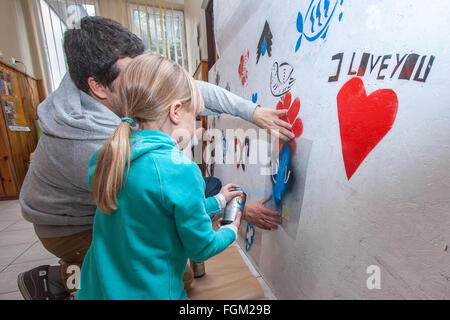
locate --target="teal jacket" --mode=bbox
[76,130,236,300]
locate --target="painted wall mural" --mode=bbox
[245,223,256,252]
[209,0,449,299]
[257,21,273,64]
[328,52,436,83]
[270,62,296,97]
[272,92,305,204]
[337,77,398,180]
[238,50,250,86]
[295,0,344,52]
[252,92,258,103]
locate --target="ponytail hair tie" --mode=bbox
[121,117,134,125]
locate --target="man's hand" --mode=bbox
[252,107,295,142]
[244,196,282,230]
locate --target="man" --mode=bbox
[18,16,289,300]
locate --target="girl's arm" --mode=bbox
[206,196,222,216]
[164,162,237,263]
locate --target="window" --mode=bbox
[31,1,187,92]
[32,0,97,91]
[128,3,187,68]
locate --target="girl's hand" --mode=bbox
[230,211,242,230]
[218,212,242,239]
[216,211,242,229]
[219,183,243,203]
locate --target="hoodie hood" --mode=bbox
[130,130,178,162]
[37,73,120,140]
[87,130,179,190]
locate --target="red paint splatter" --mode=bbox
[238,51,250,86]
[337,77,398,180]
[235,137,242,169]
[276,92,303,155]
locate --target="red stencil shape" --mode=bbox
[238,51,249,86]
[337,77,398,180]
[276,92,303,155]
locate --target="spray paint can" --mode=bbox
[222,188,247,225]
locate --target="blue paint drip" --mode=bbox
[324,0,331,17]
[339,12,343,21]
[321,26,329,39]
[310,6,316,33]
[295,35,303,52]
[295,11,304,52]
[315,3,323,27]
[222,130,227,164]
[273,144,292,205]
[296,11,303,32]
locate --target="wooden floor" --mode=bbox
[188,246,267,300]
[0,200,274,300]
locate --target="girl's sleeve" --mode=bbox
[163,162,236,263]
[205,196,221,216]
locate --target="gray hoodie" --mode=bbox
[20,74,256,238]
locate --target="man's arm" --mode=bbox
[196,80,255,122]
[196,80,295,142]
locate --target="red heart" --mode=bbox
[337,77,398,180]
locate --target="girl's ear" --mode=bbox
[168,100,183,124]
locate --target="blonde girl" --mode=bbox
[76,54,241,300]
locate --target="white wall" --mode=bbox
[209,0,450,299]
[0,0,42,79]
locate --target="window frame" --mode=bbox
[31,0,99,92]
[127,3,188,69]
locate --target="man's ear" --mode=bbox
[168,100,183,125]
[87,77,109,100]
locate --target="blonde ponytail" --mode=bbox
[92,121,131,214]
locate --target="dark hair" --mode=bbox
[63,16,145,94]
